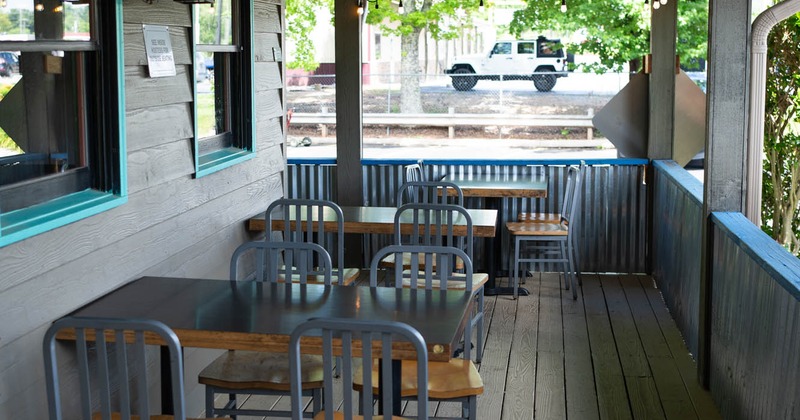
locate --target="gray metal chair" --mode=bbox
[367,244,484,420]
[199,241,332,418]
[516,162,585,286]
[43,316,193,420]
[267,198,360,286]
[396,181,464,206]
[507,164,584,299]
[386,203,487,363]
[289,318,430,420]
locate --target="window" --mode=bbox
[491,42,511,55]
[518,42,536,55]
[0,0,125,247]
[193,0,254,177]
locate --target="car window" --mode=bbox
[491,42,512,55]
[518,42,536,55]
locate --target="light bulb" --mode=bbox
[560,0,566,12]
[35,2,44,11]
[398,0,403,13]
[479,0,484,12]
[660,0,667,4]
[652,1,660,9]
[357,5,363,14]
[53,5,63,12]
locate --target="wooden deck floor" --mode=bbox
[225,273,721,419]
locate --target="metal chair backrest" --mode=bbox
[396,181,464,206]
[369,244,474,291]
[265,198,346,284]
[289,318,429,420]
[44,317,186,420]
[393,203,473,258]
[562,161,585,228]
[405,163,425,182]
[230,240,333,284]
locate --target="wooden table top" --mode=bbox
[247,205,497,237]
[64,277,473,361]
[446,173,548,198]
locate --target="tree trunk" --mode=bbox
[400,27,423,114]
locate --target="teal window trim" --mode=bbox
[192,0,256,179]
[197,147,256,177]
[0,190,126,247]
[0,0,126,248]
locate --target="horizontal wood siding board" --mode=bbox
[0,150,284,295]
[127,139,195,193]
[255,61,283,91]
[256,89,285,121]
[254,1,282,32]
[125,66,193,110]
[710,219,800,419]
[126,103,194,152]
[256,116,285,148]
[123,0,192,26]
[124,25,192,67]
[254,33,282,62]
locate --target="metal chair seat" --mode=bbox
[200,241,332,418]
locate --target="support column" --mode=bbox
[700,0,751,387]
[648,0,677,159]
[334,0,364,265]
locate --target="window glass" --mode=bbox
[0,2,98,212]
[193,0,253,176]
[492,42,511,55]
[0,0,124,247]
[518,42,536,55]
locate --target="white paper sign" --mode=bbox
[143,24,176,78]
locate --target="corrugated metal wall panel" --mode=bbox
[710,213,800,420]
[288,160,648,273]
[652,160,704,357]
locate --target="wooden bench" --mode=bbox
[289,107,595,139]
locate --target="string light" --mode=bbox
[398,0,403,13]
[0,0,7,7]
[54,4,64,12]
[479,0,484,12]
[560,0,566,13]
[35,2,45,11]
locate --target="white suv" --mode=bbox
[444,37,572,92]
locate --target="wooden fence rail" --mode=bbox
[288,107,596,139]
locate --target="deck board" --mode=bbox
[209,273,721,420]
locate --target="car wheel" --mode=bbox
[533,73,556,92]
[451,68,477,91]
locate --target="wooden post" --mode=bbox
[648,0,677,159]
[700,0,751,388]
[320,106,328,137]
[587,108,594,140]
[448,107,455,139]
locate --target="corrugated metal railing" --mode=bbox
[287,158,648,273]
[709,212,800,420]
[652,160,704,357]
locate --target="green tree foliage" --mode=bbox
[286,0,326,71]
[0,9,33,34]
[508,0,708,73]
[364,0,481,112]
[762,14,800,255]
